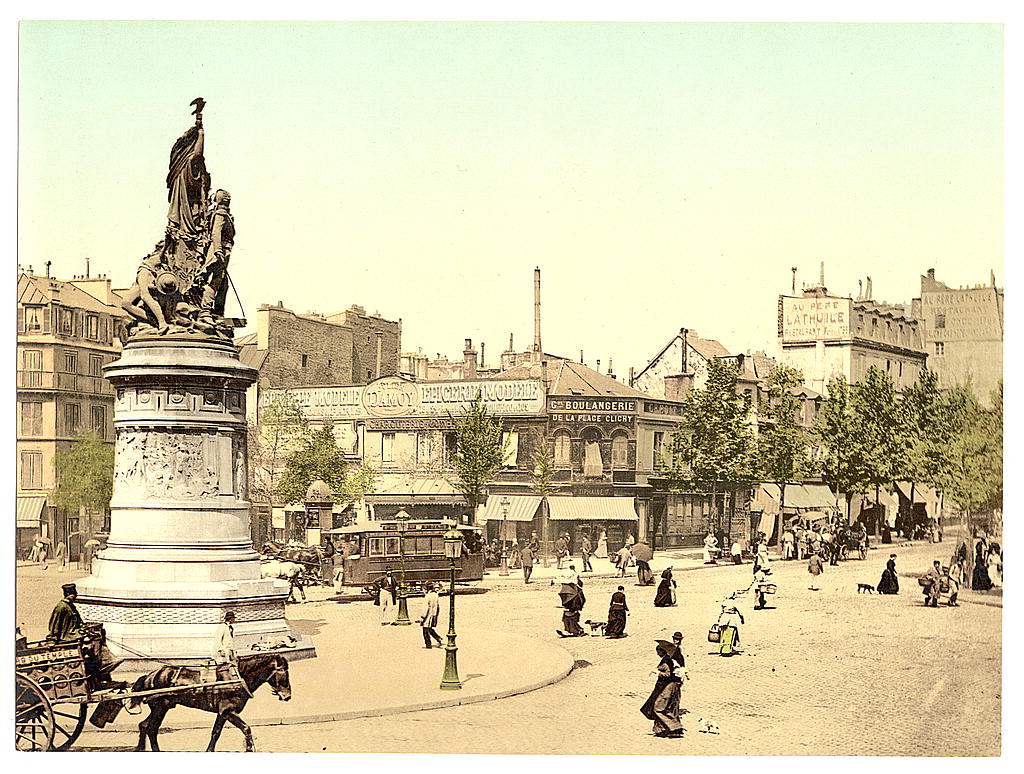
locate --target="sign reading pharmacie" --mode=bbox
[263,377,545,421]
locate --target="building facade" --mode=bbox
[259,360,690,557]
[779,283,927,395]
[16,272,127,556]
[237,302,401,391]
[911,268,1003,403]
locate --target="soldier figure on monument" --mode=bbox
[198,188,235,325]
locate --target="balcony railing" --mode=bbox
[17,371,113,395]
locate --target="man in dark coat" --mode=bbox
[554,534,569,569]
[521,544,535,583]
[47,583,84,643]
[580,534,593,573]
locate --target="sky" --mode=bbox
[18,21,1003,377]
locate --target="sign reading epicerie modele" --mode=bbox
[781,297,851,342]
[264,378,544,421]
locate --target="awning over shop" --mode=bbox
[478,495,542,523]
[16,496,46,528]
[783,483,840,512]
[365,475,467,505]
[750,483,781,515]
[895,482,941,518]
[547,496,638,522]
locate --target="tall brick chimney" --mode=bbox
[463,338,478,378]
[533,267,542,363]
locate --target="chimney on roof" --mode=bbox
[533,267,542,363]
[857,279,863,300]
[791,266,797,295]
[819,261,825,288]
[580,350,584,364]
[480,342,485,369]
[629,366,635,387]
[607,359,615,380]
[865,276,873,300]
[927,268,935,281]
[680,328,689,373]
[45,261,51,278]
[375,331,384,379]
[463,338,478,378]
[596,359,601,374]
[85,257,90,278]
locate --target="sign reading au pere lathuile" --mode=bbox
[781,297,851,342]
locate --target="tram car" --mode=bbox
[326,518,484,592]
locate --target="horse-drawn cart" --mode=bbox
[15,628,244,752]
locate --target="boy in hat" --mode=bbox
[213,610,239,683]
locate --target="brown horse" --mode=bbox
[129,654,291,752]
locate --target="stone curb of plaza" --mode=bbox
[88,628,576,731]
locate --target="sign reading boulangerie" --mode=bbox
[264,377,544,421]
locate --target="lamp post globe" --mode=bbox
[440,524,464,690]
[499,496,511,577]
[392,509,412,626]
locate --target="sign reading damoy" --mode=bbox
[266,378,545,420]
[362,377,421,417]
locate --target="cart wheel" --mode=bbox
[50,701,88,751]
[15,674,55,751]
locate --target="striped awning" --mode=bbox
[479,495,541,523]
[16,496,46,528]
[547,496,638,522]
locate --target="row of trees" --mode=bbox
[657,356,1003,524]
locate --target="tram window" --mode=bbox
[430,536,444,554]
[385,537,400,556]
[369,537,385,556]
[408,536,429,555]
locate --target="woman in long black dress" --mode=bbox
[640,643,684,737]
[972,555,993,590]
[878,553,899,594]
[605,586,629,638]
[653,568,677,607]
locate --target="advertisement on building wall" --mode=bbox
[781,296,852,342]
[548,397,637,428]
[264,377,545,422]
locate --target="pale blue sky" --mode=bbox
[19,22,1003,374]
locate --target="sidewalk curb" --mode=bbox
[88,631,576,731]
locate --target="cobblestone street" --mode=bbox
[27,540,997,756]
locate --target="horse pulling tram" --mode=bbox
[15,623,291,752]
[326,519,485,594]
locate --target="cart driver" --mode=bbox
[47,583,85,643]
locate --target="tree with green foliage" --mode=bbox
[249,392,309,506]
[662,357,756,490]
[850,366,909,523]
[814,375,869,515]
[940,382,1002,525]
[275,422,348,505]
[756,364,814,483]
[449,394,511,511]
[901,369,965,501]
[338,463,378,508]
[755,363,814,542]
[661,358,756,532]
[529,433,559,560]
[52,432,115,515]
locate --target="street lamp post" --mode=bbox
[440,524,464,690]
[392,509,412,626]
[499,496,511,576]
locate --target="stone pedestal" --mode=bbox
[75,336,314,669]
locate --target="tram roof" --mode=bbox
[324,519,480,535]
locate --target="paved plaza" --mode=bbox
[16,539,1001,755]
